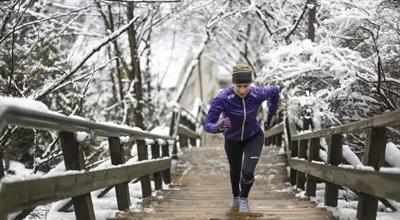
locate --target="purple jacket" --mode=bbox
[204,85,279,141]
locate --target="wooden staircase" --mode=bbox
[113,140,337,220]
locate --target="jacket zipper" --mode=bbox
[241,98,247,141]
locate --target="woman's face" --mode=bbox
[234,83,251,98]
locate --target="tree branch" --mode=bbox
[285,0,312,44]
[34,16,139,101]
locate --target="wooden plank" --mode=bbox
[277,133,282,147]
[324,134,342,207]
[109,137,131,210]
[3,105,173,139]
[290,140,298,186]
[306,138,319,197]
[296,139,308,190]
[362,128,386,170]
[188,121,197,147]
[60,131,95,220]
[161,143,171,184]
[178,124,200,139]
[357,127,386,220]
[179,134,188,148]
[1,158,171,214]
[172,140,178,159]
[169,111,179,159]
[137,140,152,198]
[291,109,400,140]
[151,143,163,190]
[0,185,6,220]
[289,158,400,201]
[264,123,284,137]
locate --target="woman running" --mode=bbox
[203,63,280,212]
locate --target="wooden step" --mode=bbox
[109,144,337,219]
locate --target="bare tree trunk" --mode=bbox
[0,149,4,178]
[198,56,204,102]
[144,14,153,124]
[126,3,145,129]
[107,4,126,102]
[307,0,316,42]
[94,1,124,102]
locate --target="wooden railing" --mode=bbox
[0,103,202,220]
[264,110,400,220]
[169,106,204,159]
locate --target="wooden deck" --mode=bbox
[113,140,337,220]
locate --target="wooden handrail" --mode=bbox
[292,109,400,141]
[289,158,400,201]
[264,123,284,137]
[263,110,400,220]
[0,158,170,214]
[0,102,203,220]
[178,124,201,139]
[0,105,173,140]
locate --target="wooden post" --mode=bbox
[151,143,163,190]
[0,185,6,220]
[290,140,298,186]
[136,140,152,198]
[59,131,95,220]
[296,139,307,190]
[179,133,188,149]
[108,137,131,210]
[306,138,320,197]
[189,121,197,147]
[270,135,274,146]
[357,127,386,220]
[161,142,171,184]
[324,134,343,207]
[277,134,282,148]
[172,140,178,159]
[169,111,179,159]
[181,116,190,148]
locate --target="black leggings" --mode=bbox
[224,133,264,198]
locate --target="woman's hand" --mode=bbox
[218,117,232,131]
[266,114,277,129]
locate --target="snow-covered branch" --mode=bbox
[35,16,139,101]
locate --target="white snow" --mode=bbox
[157,138,167,145]
[385,142,400,167]
[150,126,170,136]
[380,167,400,174]
[119,136,130,144]
[75,131,89,142]
[342,144,362,166]
[0,96,49,112]
[145,138,155,145]
[68,115,88,121]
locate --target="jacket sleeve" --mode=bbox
[260,85,280,115]
[203,95,224,134]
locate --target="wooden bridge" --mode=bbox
[0,102,399,220]
[116,138,336,220]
